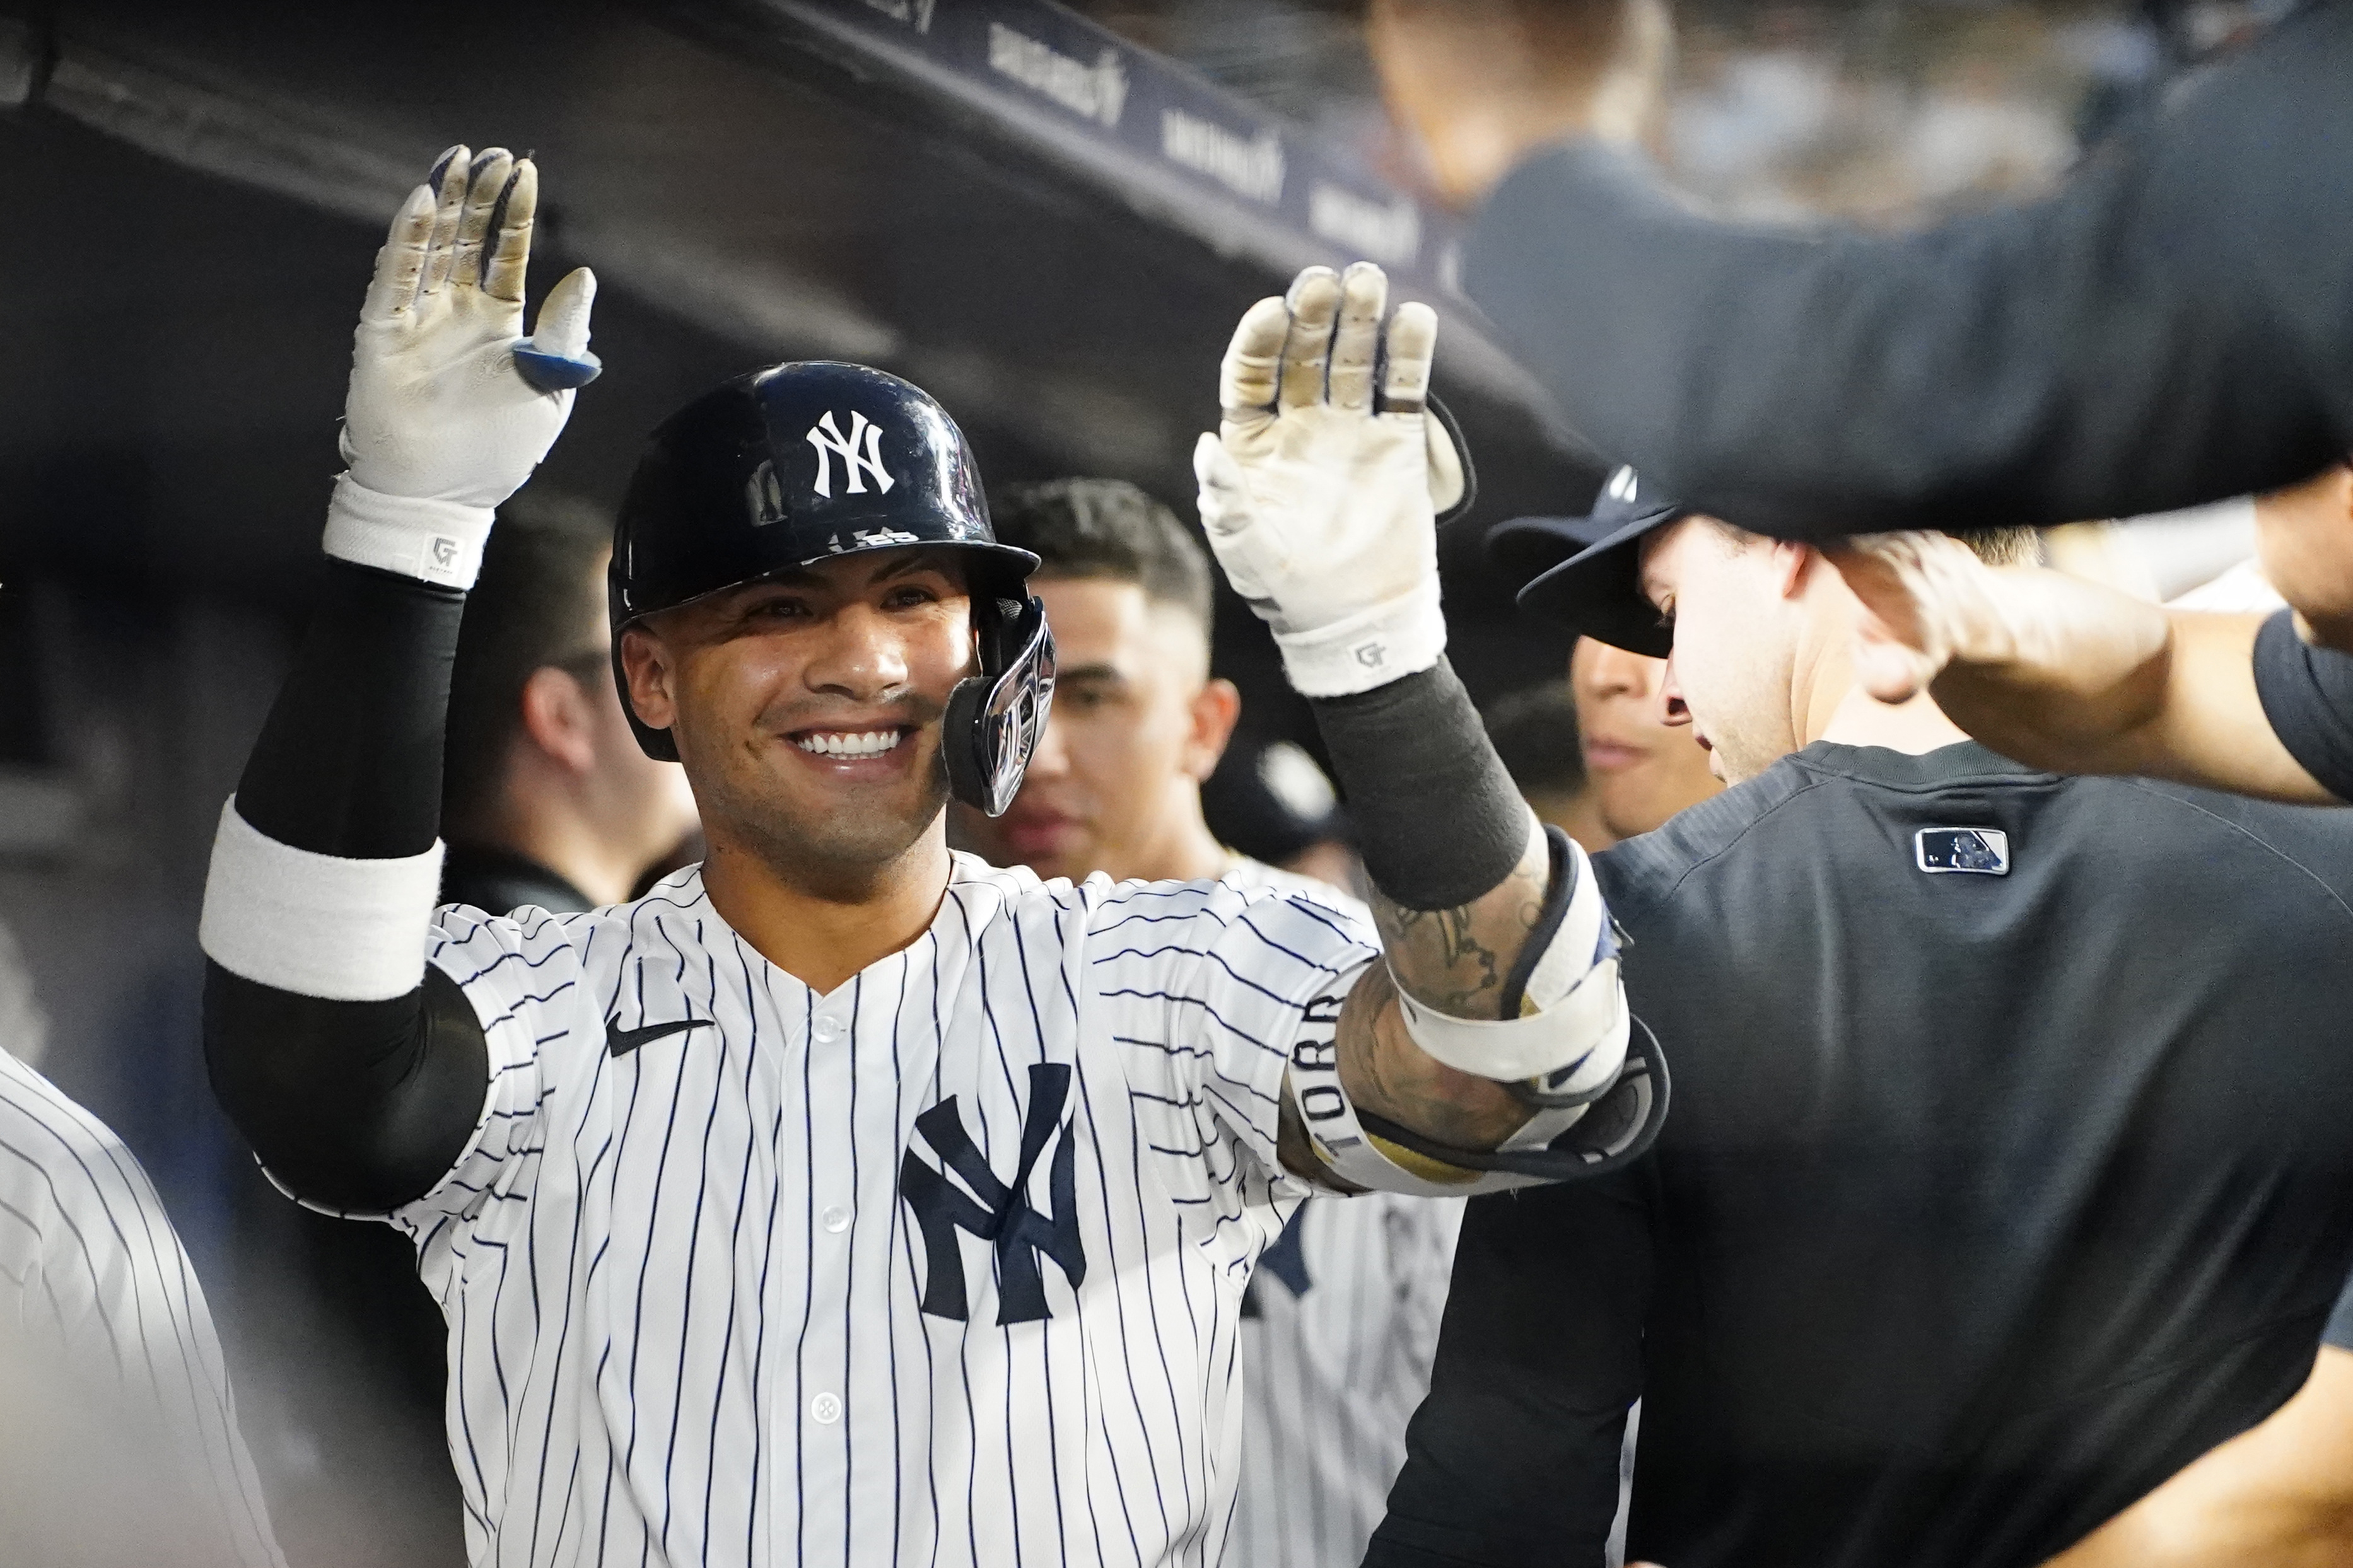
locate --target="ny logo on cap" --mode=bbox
[1605,465,1640,502]
[805,409,896,499]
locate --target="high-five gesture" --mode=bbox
[325,145,598,591]
[1193,261,1460,697]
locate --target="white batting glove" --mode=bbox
[325,145,598,591]
[1195,262,1454,697]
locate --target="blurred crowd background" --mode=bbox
[0,1,2304,1564]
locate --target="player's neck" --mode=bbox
[1804,632,1971,757]
[1121,788,1230,884]
[699,824,954,996]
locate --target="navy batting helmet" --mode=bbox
[609,361,1054,815]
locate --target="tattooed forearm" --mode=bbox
[1337,963,1529,1151]
[1372,815,1551,1018]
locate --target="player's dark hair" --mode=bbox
[1481,683,1589,796]
[443,491,613,835]
[988,479,1214,641]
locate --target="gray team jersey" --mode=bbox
[0,1045,284,1567]
[1220,859,1464,1568]
[351,857,1379,1568]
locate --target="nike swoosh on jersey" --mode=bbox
[605,1016,713,1058]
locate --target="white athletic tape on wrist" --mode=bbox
[197,798,444,1002]
[1271,577,1447,697]
[322,474,494,590]
[1287,1017,1529,1199]
[1393,837,1626,1085]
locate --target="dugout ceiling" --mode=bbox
[0,0,1589,700]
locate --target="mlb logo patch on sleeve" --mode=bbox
[1916,827,2010,875]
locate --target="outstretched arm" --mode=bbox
[201,148,597,1211]
[1198,264,1652,1197]
[1827,532,2340,806]
[1367,0,2353,535]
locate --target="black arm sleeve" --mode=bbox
[1464,0,2353,538]
[201,559,489,1213]
[2252,609,2353,804]
[1365,1171,1653,1568]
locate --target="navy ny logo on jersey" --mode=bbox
[899,1062,1087,1325]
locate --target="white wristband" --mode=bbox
[1392,835,1627,1086]
[1271,577,1447,697]
[197,798,445,1001]
[1396,960,1630,1087]
[322,473,495,590]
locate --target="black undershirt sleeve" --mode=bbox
[201,559,490,1214]
[2251,610,2353,804]
[1365,1171,1653,1567]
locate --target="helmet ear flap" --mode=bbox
[942,595,1056,816]
[942,674,996,811]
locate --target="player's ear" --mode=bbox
[618,623,677,732]
[519,665,598,775]
[1184,678,1242,782]
[1778,541,1821,603]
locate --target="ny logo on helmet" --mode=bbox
[805,409,897,499]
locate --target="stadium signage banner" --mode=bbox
[772,0,1464,291]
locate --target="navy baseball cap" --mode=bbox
[1490,466,1690,657]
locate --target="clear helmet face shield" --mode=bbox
[944,594,1056,817]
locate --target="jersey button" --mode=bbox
[822,1205,851,1234]
[812,1016,844,1044]
[810,1392,843,1425]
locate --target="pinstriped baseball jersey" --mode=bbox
[1228,1192,1461,1568]
[346,855,1379,1568]
[1212,860,1464,1568]
[0,1045,285,1567]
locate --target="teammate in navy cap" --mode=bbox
[197,152,1659,1567]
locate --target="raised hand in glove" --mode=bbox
[1194,261,1463,697]
[325,144,599,590]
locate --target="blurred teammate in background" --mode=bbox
[1201,732,1362,895]
[952,478,1239,885]
[1481,683,1611,850]
[1369,473,2353,1568]
[1831,465,2353,806]
[1366,0,2352,535]
[441,491,699,911]
[1492,502,1722,847]
[0,869,282,1566]
[957,475,1464,1568]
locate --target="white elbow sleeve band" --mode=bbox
[1393,828,1628,1096]
[321,474,494,591]
[1287,1020,1544,1200]
[197,798,445,1001]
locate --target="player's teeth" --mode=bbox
[799,731,899,757]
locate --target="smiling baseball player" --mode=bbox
[196,148,1664,1567]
